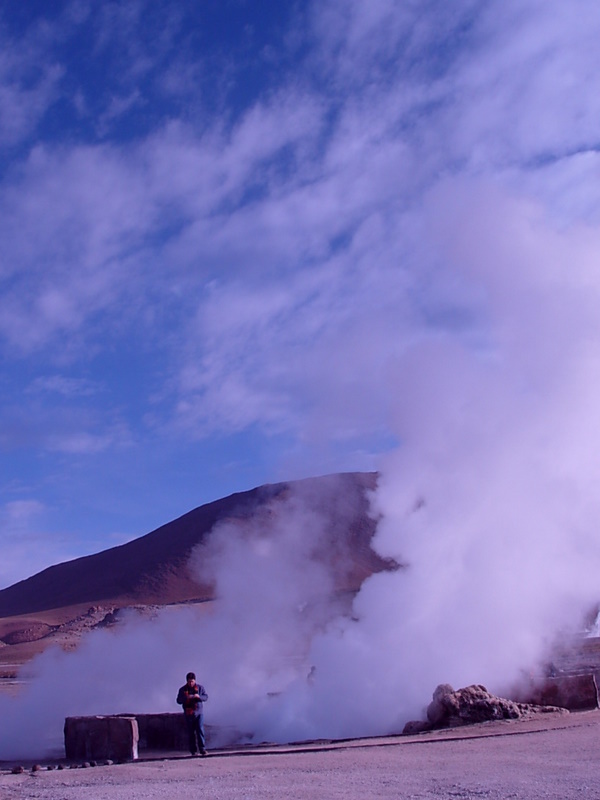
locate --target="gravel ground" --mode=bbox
[1,711,599,800]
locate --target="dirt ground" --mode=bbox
[1,710,599,800]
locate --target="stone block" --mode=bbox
[64,715,139,761]
[524,674,599,711]
[135,713,189,751]
[65,713,244,759]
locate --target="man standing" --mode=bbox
[176,671,208,756]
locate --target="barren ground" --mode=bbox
[1,710,599,799]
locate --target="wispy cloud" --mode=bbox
[1,0,600,587]
[162,0,600,448]
[0,500,57,587]
[0,25,62,149]
[27,375,100,397]
[1,0,597,424]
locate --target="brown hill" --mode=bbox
[0,472,389,619]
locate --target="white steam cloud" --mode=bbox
[0,478,372,757]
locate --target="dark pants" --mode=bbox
[185,712,206,754]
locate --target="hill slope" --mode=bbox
[0,472,388,618]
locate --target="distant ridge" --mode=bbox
[0,472,388,617]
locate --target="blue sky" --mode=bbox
[2,0,600,588]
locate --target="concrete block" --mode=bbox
[65,712,245,759]
[135,713,188,751]
[515,674,599,711]
[64,715,139,761]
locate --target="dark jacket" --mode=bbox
[176,682,208,716]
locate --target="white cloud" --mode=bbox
[27,375,100,398]
[441,1,600,167]
[0,0,598,531]
[45,427,126,455]
[155,0,600,450]
[0,26,62,148]
[1,0,597,463]
[0,397,131,456]
[0,500,59,588]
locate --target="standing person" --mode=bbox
[176,671,208,756]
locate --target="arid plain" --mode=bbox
[1,711,599,800]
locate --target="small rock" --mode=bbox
[31,764,42,772]
[11,765,24,774]
[402,719,433,734]
[427,683,455,726]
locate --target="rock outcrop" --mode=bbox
[403,683,567,734]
